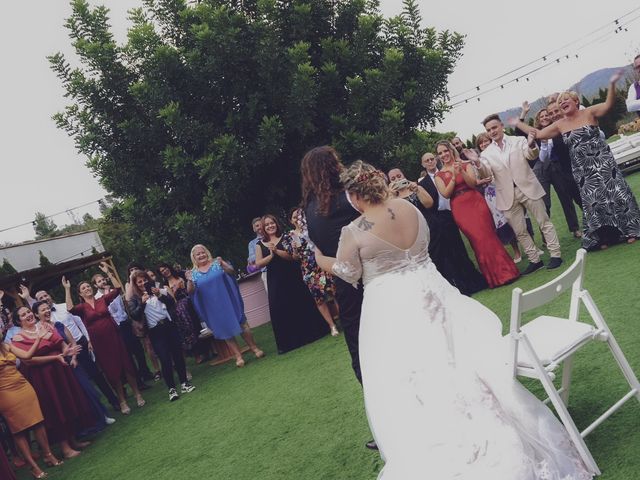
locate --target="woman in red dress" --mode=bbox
[64,264,145,414]
[11,307,97,461]
[434,141,519,288]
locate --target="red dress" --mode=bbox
[436,166,519,288]
[70,288,136,387]
[12,330,97,443]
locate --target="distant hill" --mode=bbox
[498,65,635,123]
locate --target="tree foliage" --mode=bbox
[33,212,59,240]
[50,0,465,265]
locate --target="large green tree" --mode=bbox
[50,0,464,265]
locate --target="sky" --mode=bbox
[1,0,639,245]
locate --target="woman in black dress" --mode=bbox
[255,214,329,353]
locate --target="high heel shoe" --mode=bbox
[43,453,63,467]
[235,357,245,367]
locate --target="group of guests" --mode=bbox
[246,211,340,354]
[398,69,639,296]
[0,248,272,478]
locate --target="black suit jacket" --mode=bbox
[551,134,573,174]
[305,191,360,258]
[418,173,440,214]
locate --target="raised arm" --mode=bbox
[589,69,623,118]
[99,262,121,288]
[62,276,73,311]
[218,258,236,276]
[18,285,36,308]
[513,120,561,141]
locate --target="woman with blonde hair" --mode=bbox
[434,141,519,287]
[315,159,594,479]
[514,71,640,250]
[186,244,264,367]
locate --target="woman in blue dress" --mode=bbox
[186,244,264,367]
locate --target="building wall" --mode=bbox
[0,231,105,272]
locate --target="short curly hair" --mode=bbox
[340,160,389,205]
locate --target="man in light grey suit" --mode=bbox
[466,114,562,274]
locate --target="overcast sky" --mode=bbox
[1,0,639,245]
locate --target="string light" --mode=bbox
[449,6,640,101]
[449,12,640,109]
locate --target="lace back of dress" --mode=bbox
[348,208,431,286]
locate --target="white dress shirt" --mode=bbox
[428,171,451,211]
[626,83,640,113]
[50,303,91,342]
[95,290,129,325]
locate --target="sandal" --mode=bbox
[31,468,48,479]
[136,396,146,408]
[120,402,131,415]
[235,357,245,368]
[44,453,64,467]
[252,348,265,359]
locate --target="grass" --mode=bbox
[15,173,640,480]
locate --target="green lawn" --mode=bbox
[15,174,640,480]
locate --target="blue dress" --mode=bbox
[191,260,246,340]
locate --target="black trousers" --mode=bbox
[118,320,153,381]
[76,336,119,407]
[534,161,582,232]
[148,321,187,390]
[334,277,363,384]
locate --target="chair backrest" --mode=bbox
[510,249,587,335]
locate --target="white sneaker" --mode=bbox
[169,388,179,402]
[104,416,116,425]
[181,382,196,394]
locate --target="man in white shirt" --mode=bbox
[25,286,120,410]
[476,114,563,274]
[626,54,640,116]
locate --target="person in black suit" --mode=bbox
[301,146,378,451]
[419,153,487,295]
[301,146,363,383]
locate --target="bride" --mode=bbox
[315,160,594,479]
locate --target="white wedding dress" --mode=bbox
[331,206,594,480]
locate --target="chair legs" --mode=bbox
[521,336,601,475]
[560,355,574,406]
[582,292,640,403]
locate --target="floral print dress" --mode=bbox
[285,230,336,305]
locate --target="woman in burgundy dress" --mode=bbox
[64,264,145,414]
[11,306,97,460]
[434,141,519,288]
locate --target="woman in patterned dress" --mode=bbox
[515,70,640,250]
[286,208,340,337]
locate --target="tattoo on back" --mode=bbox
[388,208,395,220]
[358,217,375,231]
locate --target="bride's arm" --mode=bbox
[316,227,362,288]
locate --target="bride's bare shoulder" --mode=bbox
[386,198,415,215]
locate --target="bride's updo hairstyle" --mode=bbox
[340,160,389,205]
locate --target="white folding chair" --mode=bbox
[508,248,640,475]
